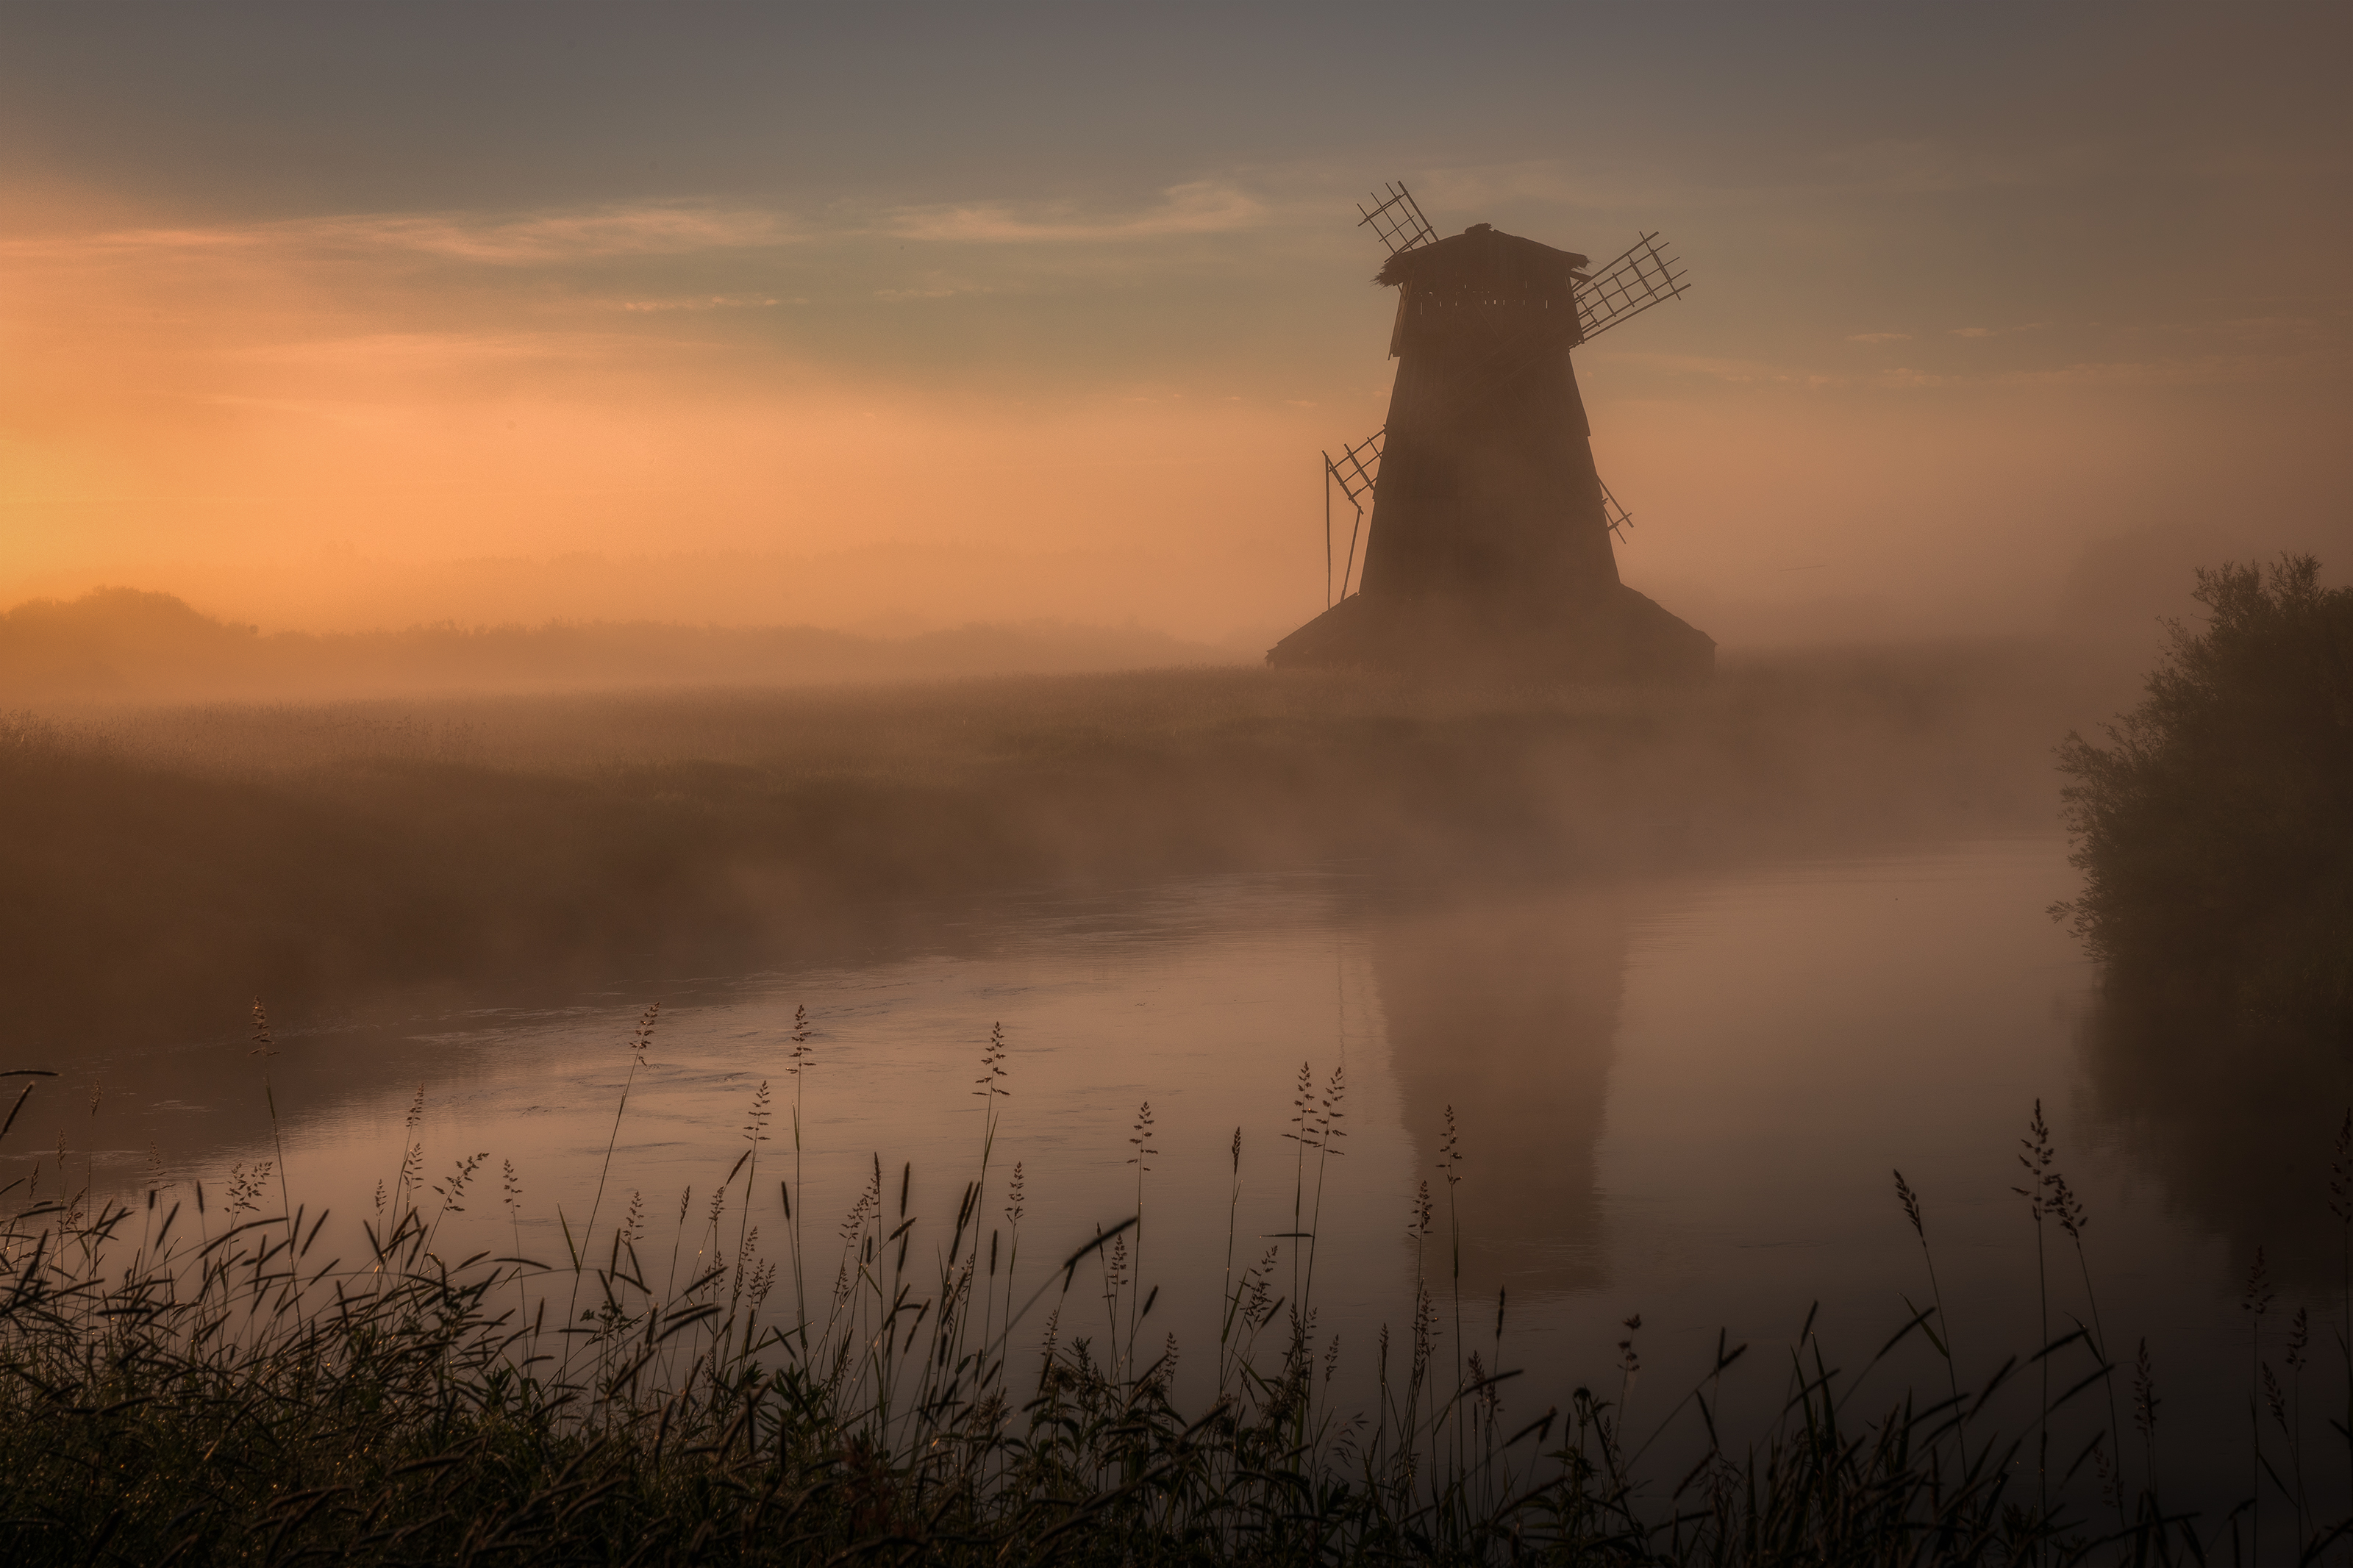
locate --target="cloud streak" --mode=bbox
[615,295,782,313]
[884,182,1265,244]
[2,202,801,269]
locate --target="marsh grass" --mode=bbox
[1,1028,2346,1564]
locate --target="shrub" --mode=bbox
[2057,555,2353,1026]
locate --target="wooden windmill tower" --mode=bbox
[1268,183,1714,679]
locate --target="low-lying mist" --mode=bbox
[0,587,1246,701]
[3,637,2132,1062]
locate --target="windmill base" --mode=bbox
[1265,584,1714,683]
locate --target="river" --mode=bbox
[16,831,2349,1515]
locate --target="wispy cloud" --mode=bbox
[1617,351,1829,387]
[2000,351,2347,388]
[1397,137,2113,222]
[4,202,799,268]
[1407,159,1715,218]
[1847,332,1910,343]
[1614,319,2352,395]
[340,206,796,263]
[1810,138,2113,197]
[615,294,781,313]
[226,330,642,369]
[885,182,1264,244]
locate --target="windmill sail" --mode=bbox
[1599,476,1634,540]
[1323,426,1385,601]
[1327,426,1383,511]
[1357,183,1438,257]
[1575,232,1687,341]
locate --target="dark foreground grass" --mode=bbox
[3,1011,2339,1566]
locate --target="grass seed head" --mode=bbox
[2133,1338,2160,1435]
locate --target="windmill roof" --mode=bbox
[1374,224,1590,290]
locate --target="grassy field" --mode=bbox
[2,643,2118,1047]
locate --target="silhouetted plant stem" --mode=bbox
[1440,1103,1464,1469]
[2246,1248,2274,1568]
[786,1004,813,1339]
[2018,1099,2056,1554]
[570,1003,657,1347]
[2046,1150,2127,1535]
[1217,1125,1240,1402]
[2283,1306,2312,1542]
[1301,1064,1343,1316]
[248,999,293,1247]
[1895,1168,1965,1440]
[2332,1109,2352,1518]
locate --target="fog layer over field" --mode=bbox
[3,640,2126,1056]
[0,587,1246,701]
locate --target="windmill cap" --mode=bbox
[1374,224,1590,290]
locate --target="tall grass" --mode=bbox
[1,1019,2346,1564]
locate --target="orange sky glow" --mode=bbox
[2,5,2346,652]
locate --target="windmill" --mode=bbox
[1271,182,1714,680]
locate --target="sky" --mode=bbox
[1,1,2346,649]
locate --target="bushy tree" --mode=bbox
[2057,554,2353,1028]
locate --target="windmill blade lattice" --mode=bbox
[1322,426,1385,603]
[1576,232,1688,341]
[1327,426,1383,512]
[1599,476,1635,540]
[1357,183,1438,257]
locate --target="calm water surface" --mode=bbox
[26,834,2349,1501]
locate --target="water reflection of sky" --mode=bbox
[16,836,2348,1514]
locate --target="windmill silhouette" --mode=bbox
[1268,182,1713,679]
